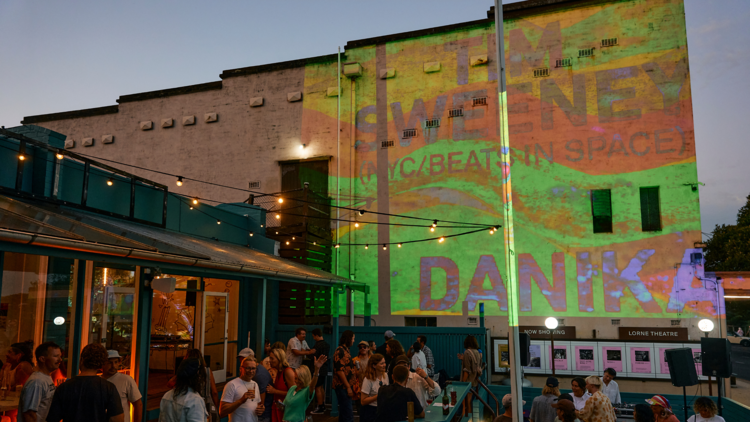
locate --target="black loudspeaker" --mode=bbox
[519,333,531,366]
[185,279,198,306]
[702,337,732,378]
[665,348,698,387]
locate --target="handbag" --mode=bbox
[204,367,220,422]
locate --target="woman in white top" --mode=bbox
[411,342,427,373]
[687,397,725,422]
[160,358,208,422]
[359,353,388,422]
[570,377,591,411]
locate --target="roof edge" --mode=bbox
[22,105,119,125]
[117,80,223,103]
[220,53,343,79]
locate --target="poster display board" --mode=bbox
[626,343,656,378]
[544,341,572,374]
[492,338,701,378]
[599,343,626,374]
[574,342,599,373]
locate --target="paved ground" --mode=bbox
[732,344,750,381]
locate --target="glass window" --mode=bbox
[88,266,136,371]
[591,189,613,233]
[205,278,239,378]
[0,253,75,383]
[639,187,662,232]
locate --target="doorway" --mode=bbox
[201,291,229,383]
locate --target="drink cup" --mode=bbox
[450,390,457,406]
[248,389,255,399]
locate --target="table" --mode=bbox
[0,396,19,412]
[400,381,471,422]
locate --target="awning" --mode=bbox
[0,195,355,285]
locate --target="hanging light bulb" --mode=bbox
[56,153,64,160]
[176,176,183,186]
[275,231,279,235]
[18,154,25,161]
[106,178,113,186]
[359,210,365,216]
[286,241,290,245]
[432,220,438,228]
[292,237,296,240]
[278,197,284,204]
[365,244,369,250]
[217,220,221,225]
[489,229,495,235]
[397,243,402,248]
[383,244,387,250]
[355,222,359,228]
[189,206,193,210]
[430,227,435,232]
[335,244,340,248]
[249,232,254,237]
[192,198,199,205]
[313,241,317,246]
[275,214,281,219]
[439,237,445,243]
[260,224,264,228]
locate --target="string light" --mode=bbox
[313,241,316,246]
[489,229,495,235]
[432,220,438,228]
[439,237,445,243]
[292,237,296,240]
[217,220,221,225]
[383,244,387,250]
[106,178,113,186]
[189,206,193,210]
[365,244,369,250]
[355,222,359,228]
[192,198,199,205]
[56,153,64,160]
[260,224,264,228]
[286,241,290,245]
[176,176,183,186]
[359,210,365,216]
[18,154,25,161]
[335,244,340,248]
[278,198,284,204]
[398,243,402,248]
[430,227,435,232]
[249,232,254,237]
[275,214,280,219]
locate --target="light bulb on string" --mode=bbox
[335,244,340,248]
[359,210,365,216]
[286,241,290,245]
[365,244,369,250]
[278,198,284,204]
[275,214,280,219]
[383,244,387,250]
[18,154,25,161]
[106,178,113,186]
[432,220,438,228]
[249,232,254,237]
[397,243,402,248]
[56,153,64,160]
[292,237,295,240]
[192,198,199,205]
[489,229,495,235]
[430,227,435,232]
[438,237,445,243]
[355,222,359,228]
[176,176,183,186]
[189,206,193,210]
[217,220,221,225]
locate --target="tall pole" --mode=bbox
[336,47,341,277]
[494,1,524,420]
[550,332,556,376]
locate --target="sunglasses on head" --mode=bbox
[359,345,368,348]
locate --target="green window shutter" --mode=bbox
[640,187,661,232]
[591,189,613,233]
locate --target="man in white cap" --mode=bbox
[101,350,142,422]
[495,394,525,422]
[237,348,273,422]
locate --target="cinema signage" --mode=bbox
[519,326,577,340]
[618,327,688,342]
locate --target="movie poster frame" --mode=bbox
[625,343,656,378]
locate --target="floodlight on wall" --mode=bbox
[299,144,306,150]
[545,317,559,330]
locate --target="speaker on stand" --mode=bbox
[701,337,732,417]
[665,348,698,422]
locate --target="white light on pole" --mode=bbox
[699,319,714,334]
[545,317,558,330]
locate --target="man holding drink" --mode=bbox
[220,358,265,422]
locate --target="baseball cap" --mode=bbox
[107,350,122,360]
[551,399,575,412]
[385,330,396,338]
[646,395,672,411]
[501,394,525,407]
[546,376,559,387]
[394,355,410,366]
[238,348,255,358]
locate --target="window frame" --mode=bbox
[590,189,613,233]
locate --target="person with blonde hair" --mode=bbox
[687,397,724,422]
[265,348,296,422]
[359,354,388,422]
[263,342,287,380]
[576,376,615,422]
[281,355,327,422]
[529,377,560,422]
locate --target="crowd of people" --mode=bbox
[498,368,725,422]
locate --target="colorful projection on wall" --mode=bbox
[301,0,713,318]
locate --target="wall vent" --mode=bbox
[671,320,681,326]
[249,181,261,189]
[472,96,488,106]
[555,58,572,68]
[425,119,440,128]
[579,48,595,57]
[533,68,550,78]
[611,319,620,326]
[557,319,565,326]
[601,38,619,47]
[381,140,395,148]
[403,128,417,138]
[449,108,464,118]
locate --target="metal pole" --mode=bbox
[683,386,688,422]
[550,331,556,376]
[336,46,341,278]
[705,331,712,396]
[494,1,523,420]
